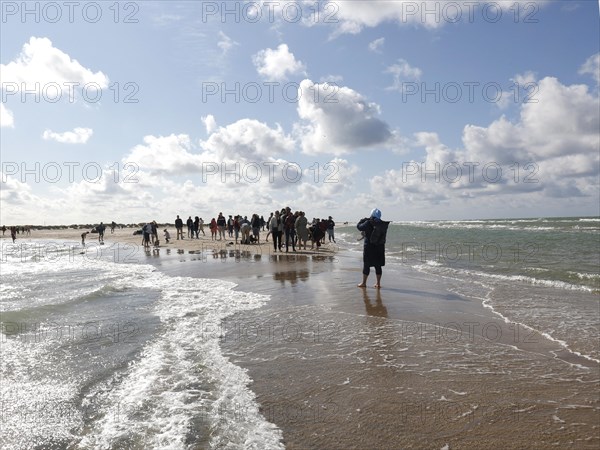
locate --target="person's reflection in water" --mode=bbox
[362,288,388,318]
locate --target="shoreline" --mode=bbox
[3,230,599,448]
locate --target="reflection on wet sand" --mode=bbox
[273,269,311,285]
[362,289,388,318]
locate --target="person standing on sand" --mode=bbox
[251,214,261,244]
[210,218,218,240]
[269,211,281,251]
[2,225,6,236]
[194,216,200,239]
[240,216,251,244]
[142,222,152,249]
[357,208,386,289]
[175,215,184,240]
[217,213,226,240]
[227,215,234,238]
[283,207,296,252]
[186,216,193,238]
[81,231,89,246]
[327,216,336,243]
[295,211,309,250]
[199,217,205,236]
[234,215,241,243]
[151,221,159,244]
[265,213,273,241]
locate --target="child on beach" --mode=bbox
[210,218,218,240]
[164,229,170,243]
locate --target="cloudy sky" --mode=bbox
[1,0,598,224]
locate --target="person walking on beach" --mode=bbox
[175,215,184,240]
[97,222,106,244]
[357,208,388,289]
[199,217,205,236]
[2,225,5,236]
[81,231,89,246]
[110,221,116,234]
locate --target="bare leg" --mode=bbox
[374,273,382,289]
[357,274,368,288]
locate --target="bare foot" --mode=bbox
[373,284,381,289]
[357,283,366,288]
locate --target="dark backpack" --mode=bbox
[370,220,390,245]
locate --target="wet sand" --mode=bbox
[7,230,600,448]
[146,245,599,449]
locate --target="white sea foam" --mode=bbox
[77,269,284,449]
[1,247,284,450]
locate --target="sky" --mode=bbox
[1,0,599,225]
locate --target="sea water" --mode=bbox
[0,240,284,449]
[338,217,600,362]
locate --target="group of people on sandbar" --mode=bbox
[265,208,336,253]
[170,210,336,251]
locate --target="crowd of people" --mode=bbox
[169,209,336,252]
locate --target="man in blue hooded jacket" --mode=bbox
[357,208,386,289]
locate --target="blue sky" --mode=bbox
[1,0,599,224]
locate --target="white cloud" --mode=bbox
[319,74,344,84]
[0,104,15,128]
[385,59,423,91]
[42,127,93,144]
[512,71,537,86]
[369,75,599,207]
[202,114,218,135]
[217,31,239,55]
[328,1,550,36]
[296,79,393,155]
[125,134,203,175]
[201,118,295,161]
[368,37,385,53]
[1,37,109,93]
[579,53,600,85]
[0,172,38,206]
[123,120,296,189]
[252,44,306,81]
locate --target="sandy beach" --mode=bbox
[0,227,338,259]
[2,228,599,449]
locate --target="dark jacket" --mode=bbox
[357,217,382,246]
[357,217,385,267]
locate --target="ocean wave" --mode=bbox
[407,263,596,293]
[2,256,284,449]
[77,269,284,449]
